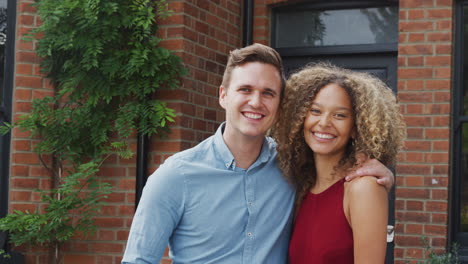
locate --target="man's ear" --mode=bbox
[219,85,227,109]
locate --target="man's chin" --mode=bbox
[240,128,268,139]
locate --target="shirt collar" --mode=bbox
[213,122,272,170]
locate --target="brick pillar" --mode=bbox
[395,0,453,263]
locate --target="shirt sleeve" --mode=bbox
[122,159,186,263]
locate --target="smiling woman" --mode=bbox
[273,63,406,264]
[302,83,355,166]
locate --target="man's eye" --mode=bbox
[310,109,320,114]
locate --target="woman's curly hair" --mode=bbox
[272,63,406,203]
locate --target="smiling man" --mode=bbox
[121,44,393,264]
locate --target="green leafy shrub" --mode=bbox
[0,0,185,263]
[0,249,10,259]
[0,160,113,246]
[421,244,460,264]
[406,236,460,264]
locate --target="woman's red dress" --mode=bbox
[289,178,354,264]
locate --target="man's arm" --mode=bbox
[345,154,394,192]
[122,160,185,263]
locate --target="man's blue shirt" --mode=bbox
[122,123,295,264]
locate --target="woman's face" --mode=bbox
[303,83,355,161]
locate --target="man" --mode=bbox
[122,43,393,264]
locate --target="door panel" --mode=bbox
[281,52,397,264]
[282,53,397,93]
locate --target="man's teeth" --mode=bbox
[244,113,262,119]
[314,132,334,139]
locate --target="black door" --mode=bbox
[280,51,397,263]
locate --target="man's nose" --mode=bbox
[249,93,262,107]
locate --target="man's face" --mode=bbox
[219,62,282,142]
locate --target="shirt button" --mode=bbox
[225,163,230,168]
[247,232,252,237]
[248,202,253,206]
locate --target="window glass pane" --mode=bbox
[274,7,398,48]
[463,6,468,115]
[0,0,6,103]
[461,123,468,232]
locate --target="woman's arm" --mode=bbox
[345,176,388,264]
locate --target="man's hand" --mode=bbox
[345,154,394,192]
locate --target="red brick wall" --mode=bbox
[12,0,52,262]
[151,0,242,170]
[10,0,242,263]
[252,0,283,45]
[395,0,452,263]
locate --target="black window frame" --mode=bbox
[270,0,399,57]
[451,1,468,260]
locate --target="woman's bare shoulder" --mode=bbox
[345,176,386,199]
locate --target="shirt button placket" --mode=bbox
[243,170,255,263]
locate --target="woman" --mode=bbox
[273,64,406,263]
